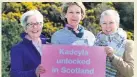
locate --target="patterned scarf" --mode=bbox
[65,24,84,38]
[94,28,127,77]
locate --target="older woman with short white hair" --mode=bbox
[95,9,134,77]
[10,10,46,77]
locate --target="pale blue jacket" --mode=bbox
[51,27,95,46]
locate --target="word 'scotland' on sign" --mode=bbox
[41,45,106,77]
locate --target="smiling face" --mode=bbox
[100,15,119,35]
[25,15,43,39]
[65,5,82,29]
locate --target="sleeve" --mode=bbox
[89,31,96,46]
[10,45,37,77]
[51,32,60,44]
[111,40,134,77]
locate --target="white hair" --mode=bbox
[100,9,120,25]
[20,10,43,29]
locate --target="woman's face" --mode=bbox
[25,15,43,39]
[65,5,82,28]
[101,15,118,35]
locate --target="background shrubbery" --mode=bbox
[2,2,134,77]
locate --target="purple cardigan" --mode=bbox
[10,33,46,77]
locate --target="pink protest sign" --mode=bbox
[41,45,106,77]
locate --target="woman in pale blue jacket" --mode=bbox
[51,2,95,46]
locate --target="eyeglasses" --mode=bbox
[26,22,43,28]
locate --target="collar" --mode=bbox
[65,24,84,38]
[20,32,46,44]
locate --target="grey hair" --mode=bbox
[62,2,86,20]
[100,9,120,25]
[20,10,43,29]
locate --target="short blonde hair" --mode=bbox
[100,9,120,25]
[62,2,86,20]
[20,10,43,29]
